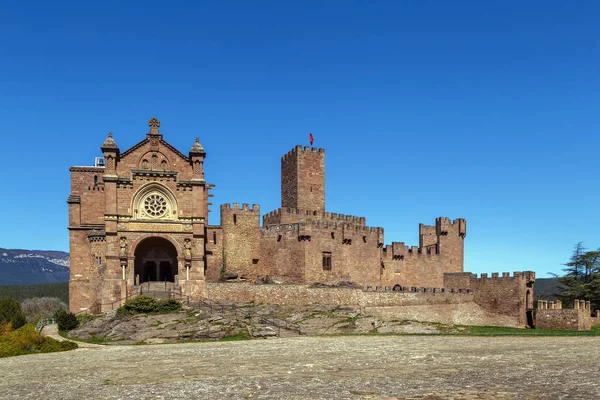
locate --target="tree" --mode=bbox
[0,298,27,329]
[53,309,79,331]
[555,243,600,311]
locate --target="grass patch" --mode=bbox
[221,329,250,341]
[0,324,77,358]
[320,323,600,337]
[452,324,600,336]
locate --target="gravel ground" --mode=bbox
[0,335,598,400]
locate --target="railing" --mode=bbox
[35,318,56,332]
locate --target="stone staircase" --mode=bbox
[132,281,182,299]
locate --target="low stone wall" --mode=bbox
[204,282,520,326]
[205,282,473,308]
[536,309,593,331]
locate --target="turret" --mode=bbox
[189,137,206,181]
[100,131,119,177]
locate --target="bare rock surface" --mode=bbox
[0,335,598,399]
[67,304,444,344]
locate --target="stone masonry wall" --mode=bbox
[220,203,261,280]
[205,282,473,307]
[281,146,325,211]
[205,226,223,282]
[536,309,593,331]
[444,271,535,326]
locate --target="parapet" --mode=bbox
[470,271,536,281]
[436,217,467,238]
[383,242,439,261]
[363,285,472,294]
[263,207,366,227]
[220,203,260,212]
[281,145,325,161]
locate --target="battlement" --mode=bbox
[363,285,472,294]
[470,271,536,281]
[436,217,467,238]
[220,203,260,212]
[281,145,325,161]
[538,299,591,310]
[383,242,439,260]
[306,219,381,234]
[263,207,366,226]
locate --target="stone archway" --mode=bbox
[134,237,178,283]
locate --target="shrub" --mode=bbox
[53,309,79,331]
[116,295,182,317]
[157,299,183,312]
[0,298,26,330]
[0,321,12,335]
[0,324,77,358]
[21,297,68,324]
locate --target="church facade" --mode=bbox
[68,118,469,313]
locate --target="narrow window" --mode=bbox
[363,236,367,243]
[213,231,217,245]
[93,175,98,187]
[233,214,237,225]
[331,232,335,239]
[322,252,332,271]
[277,234,282,242]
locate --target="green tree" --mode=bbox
[53,309,79,331]
[0,298,27,329]
[555,243,600,310]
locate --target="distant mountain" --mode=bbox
[0,248,69,285]
[534,277,563,300]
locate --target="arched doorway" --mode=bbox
[134,237,178,283]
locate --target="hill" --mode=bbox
[534,277,563,300]
[0,248,69,285]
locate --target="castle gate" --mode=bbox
[134,237,178,283]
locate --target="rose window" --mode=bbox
[144,194,168,218]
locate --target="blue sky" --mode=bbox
[1,1,599,277]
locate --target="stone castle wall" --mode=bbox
[444,271,535,326]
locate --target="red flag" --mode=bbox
[309,132,314,145]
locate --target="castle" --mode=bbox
[68,118,535,326]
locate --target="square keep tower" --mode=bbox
[281,145,325,211]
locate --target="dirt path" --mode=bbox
[0,335,598,399]
[40,324,103,348]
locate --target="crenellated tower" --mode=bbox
[281,145,325,212]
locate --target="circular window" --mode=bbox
[144,194,168,218]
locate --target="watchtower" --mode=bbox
[281,145,325,212]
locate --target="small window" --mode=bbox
[213,231,217,245]
[252,259,259,265]
[331,232,335,239]
[233,214,237,225]
[363,236,367,243]
[93,175,98,187]
[322,252,332,271]
[277,234,282,242]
